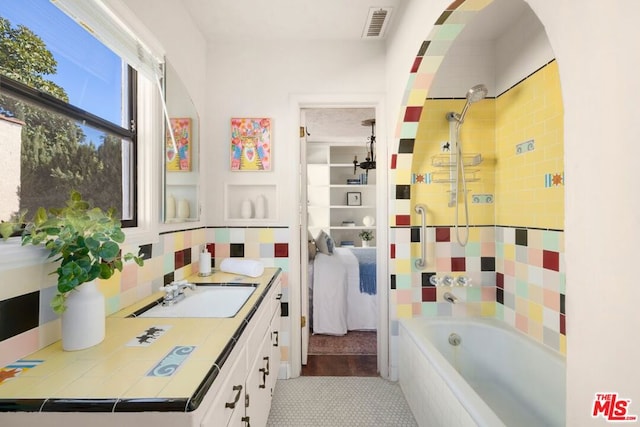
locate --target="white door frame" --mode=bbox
[288,93,389,379]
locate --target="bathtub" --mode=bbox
[398,317,565,427]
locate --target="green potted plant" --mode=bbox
[0,190,143,350]
[359,229,374,247]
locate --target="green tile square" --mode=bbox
[543,230,560,251]
[214,228,230,243]
[516,279,529,297]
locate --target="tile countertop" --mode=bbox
[0,267,281,413]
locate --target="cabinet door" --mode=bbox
[244,331,272,427]
[200,347,247,427]
[268,300,281,394]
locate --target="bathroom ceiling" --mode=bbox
[181,0,404,42]
[182,0,531,43]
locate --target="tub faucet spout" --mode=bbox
[444,292,458,304]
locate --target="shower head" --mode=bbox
[453,83,488,125]
[466,84,488,103]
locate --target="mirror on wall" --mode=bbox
[163,62,200,223]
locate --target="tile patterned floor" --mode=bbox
[266,376,418,426]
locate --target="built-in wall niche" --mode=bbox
[224,184,278,221]
[163,62,200,223]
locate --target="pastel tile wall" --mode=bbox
[492,60,565,353]
[0,226,291,373]
[387,0,565,375]
[495,227,565,353]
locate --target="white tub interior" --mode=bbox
[399,317,565,427]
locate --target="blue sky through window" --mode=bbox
[1,0,124,143]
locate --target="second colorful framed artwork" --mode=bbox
[230,118,272,171]
[166,117,192,171]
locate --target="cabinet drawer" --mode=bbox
[200,347,247,427]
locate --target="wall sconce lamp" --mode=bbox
[353,118,376,176]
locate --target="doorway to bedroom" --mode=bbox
[301,107,379,377]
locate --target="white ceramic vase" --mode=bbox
[177,199,190,219]
[166,194,176,219]
[255,194,267,219]
[61,281,105,351]
[362,240,370,248]
[240,199,253,219]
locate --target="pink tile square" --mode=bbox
[0,329,39,368]
[481,287,495,301]
[504,259,515,277]
[214,244,231,259]
[397,289,413,304]
[515,314,529,334]
[120,262,138,291]
[528,248,543,267]
[481,242,495,256]
[435,257,450,271]
[412,302,422,315]
[543,289,560,311]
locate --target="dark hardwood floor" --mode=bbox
[302,354,377,376]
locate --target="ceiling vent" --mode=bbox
[362,7,393,39]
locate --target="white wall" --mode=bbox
[204,39,386,226]
[386,0,640,425]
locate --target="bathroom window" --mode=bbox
[0,0,154,228]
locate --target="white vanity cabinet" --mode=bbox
[202,275,282,427]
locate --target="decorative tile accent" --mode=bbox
[411,173,432,184]
[146,346,196,377]
[0,359,44,385]
[516,139,535,154]
[472,194,494,203]
[127,326,172,347]
[545,172,564,187]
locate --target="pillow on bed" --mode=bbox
[315,230,335,255]
[308,230,318,260]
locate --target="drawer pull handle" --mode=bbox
[259,356,270,388]
[276,293,282,301]
[242,416,251,427]
[225,384,242,409]
[272,331,279,346]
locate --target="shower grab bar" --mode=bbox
[415,204,427,269]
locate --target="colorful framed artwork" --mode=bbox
[230,118,272,171]
[166,117,192,171]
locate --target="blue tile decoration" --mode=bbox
[472,194,494,203]
[147,345,196,377]
[516,139,535,155]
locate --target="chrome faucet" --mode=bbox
[443,292,458,304]
[160,280,196,306]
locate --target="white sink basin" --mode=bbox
[137,285,257,318]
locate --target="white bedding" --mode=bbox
[312,247,377,335]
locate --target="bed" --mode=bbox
[310,246,377,335]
